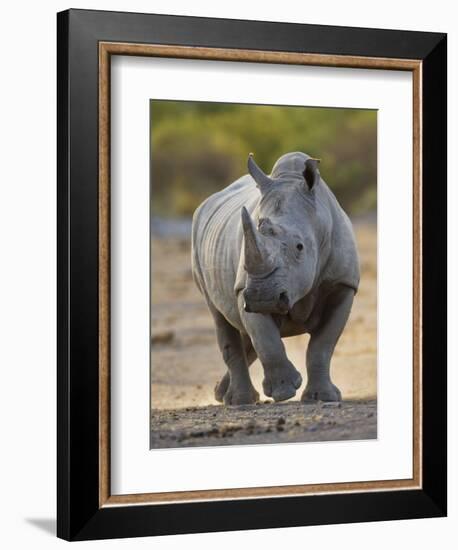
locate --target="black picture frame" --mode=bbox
[57,8,447,541]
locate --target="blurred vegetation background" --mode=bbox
[150,100,377,219]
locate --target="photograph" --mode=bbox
[53,7,447,541]
[149,100,377,449]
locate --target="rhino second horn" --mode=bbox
[241,207,272,275]
[248,153,274,193]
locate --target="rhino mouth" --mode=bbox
[243,288,290,315]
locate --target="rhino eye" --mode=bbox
[296,243,304,251]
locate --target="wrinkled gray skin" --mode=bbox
[192,152,359,405]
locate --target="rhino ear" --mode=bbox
[303,158,321,190]
[248,153,274,194]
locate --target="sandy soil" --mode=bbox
[151,223,377,448]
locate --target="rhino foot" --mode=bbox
[214,373,230,403]
[223,383,259,406]
[263,362,302,402]
[301,382,342,402]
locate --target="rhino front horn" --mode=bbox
[248,153,274,194]
[241,207,272,275]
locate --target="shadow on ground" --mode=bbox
[25,518,56,536]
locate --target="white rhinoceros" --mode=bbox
[191,151,360,405]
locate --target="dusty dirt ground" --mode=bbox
[151,400,376,448]
[151,223,377,449]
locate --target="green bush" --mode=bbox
[150,101,377,217]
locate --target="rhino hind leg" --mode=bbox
[214,374,230,403]
[302,286,354,402]
[210,306,259,406]
[215,336,257,402]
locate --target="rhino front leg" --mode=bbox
[302,286,355,402]
[215,335,257,402]
[210,305,259,406]
[240,298,302,402]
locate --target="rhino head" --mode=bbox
[241,153,324,315]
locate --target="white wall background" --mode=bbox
[0,0,454,547]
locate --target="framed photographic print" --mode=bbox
[57,9,447,541]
